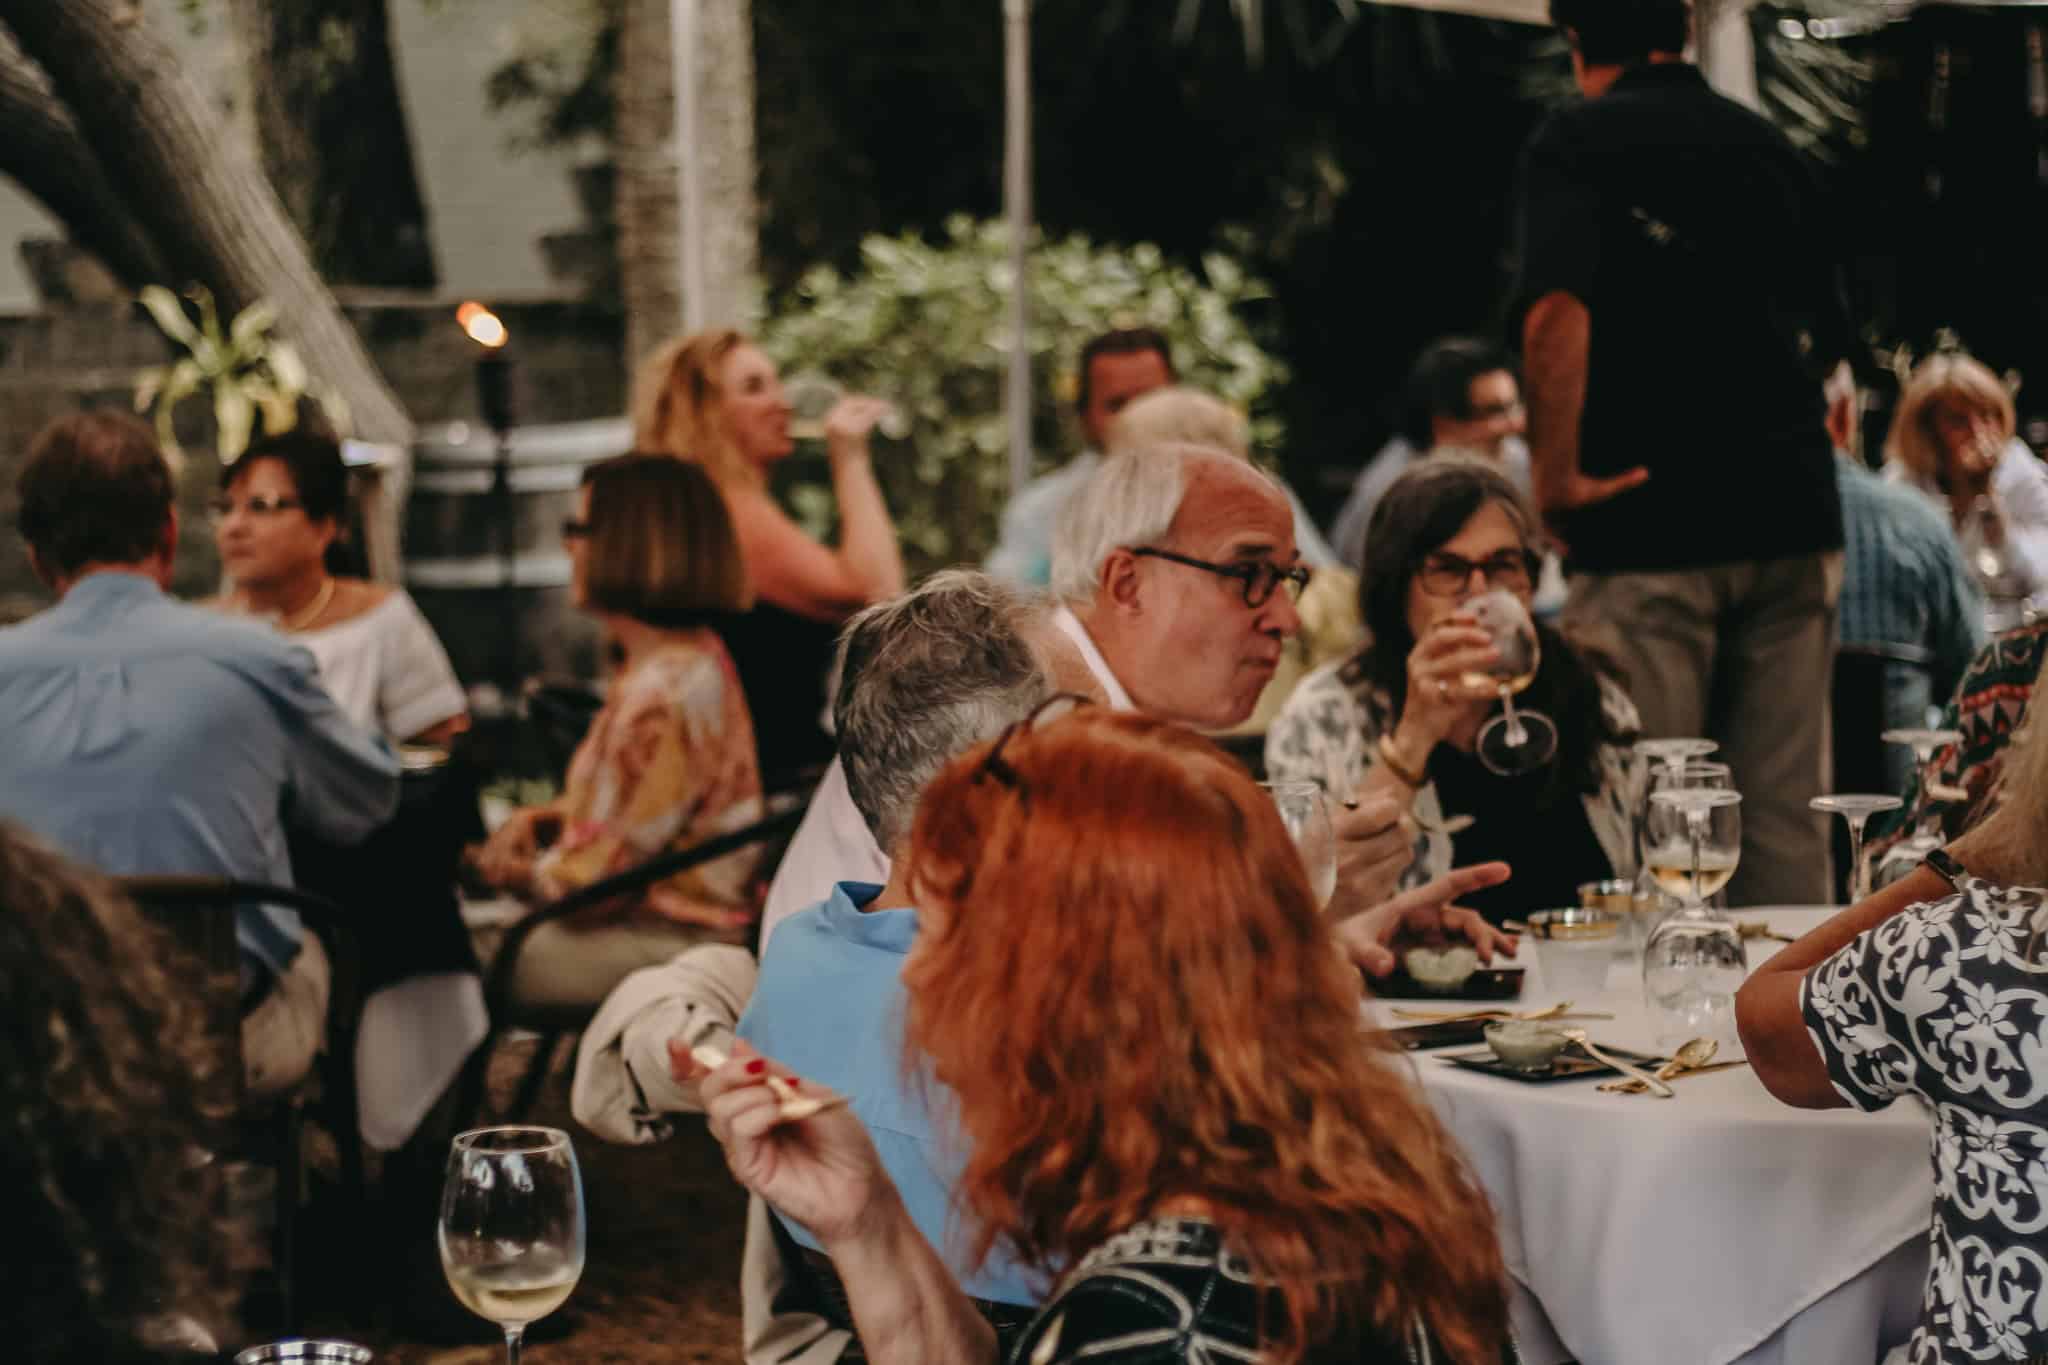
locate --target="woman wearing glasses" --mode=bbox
[213,429,468,746]
[469,455,767,1008]
[697,707,1515,1363]
[1267,454,1638,925]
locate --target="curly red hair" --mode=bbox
[902,709,1509,1362]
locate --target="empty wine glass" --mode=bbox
[1871,727,1965,890]
[1810,794,1903,904]
[1641,788,1746,1051]
[784,371,910,442]
[441,1126,587,1365]
[1263,780,1337,909]
[1463,589,1557,776]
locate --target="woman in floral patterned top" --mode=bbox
[1266,455,1638,925]
[470,455,765,1009]
[1866,617,2048,867]
[1739,659,2048,1364]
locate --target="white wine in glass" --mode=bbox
[1642,843,1741,901]
[1463,589,1557,776]
[441,1126,587,1365]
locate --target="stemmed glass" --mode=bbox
[783,371,910,441]
[1810,794,1903,904]
[1871,727,1966,890]
[1630,738,1719,879]
[441,1126,587,1364]
[1263,780,1337,908]
[1462,589,1557,776]
[1641,789,1747,1050]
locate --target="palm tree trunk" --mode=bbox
[0,0,414,576]
[616,0,758,373]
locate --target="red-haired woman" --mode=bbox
[699,707,1513,1363]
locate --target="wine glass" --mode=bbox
[1630,738,1717,888]
[440,1126,587,1364]
[784,371,910,441]
[1810,794,1903,904]
[1263,780,1337,908]
[1641,788,1746,1051]
[1463,589,1558,776]
[1871,727,1965,890]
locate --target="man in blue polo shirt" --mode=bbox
[737,571,1052,1349]
[0,411,399,1097]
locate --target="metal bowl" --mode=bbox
[234,1342,374,1365]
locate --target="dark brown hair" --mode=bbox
[224,429,351,527]
[1076,326,1176,416]
[0,822,247,1357]
[580,453,752,623]
[904,710,1510,1363]
[16,411,175,577]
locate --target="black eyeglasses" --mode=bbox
[975,692,1095,795]
[1417,549,1537,599]
[560,518,592,541]
[207,494,304,523]
[1128,548,1311,608]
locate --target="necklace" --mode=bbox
[279,576,336,632]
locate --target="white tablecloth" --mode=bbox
[1370,908,1932,1365]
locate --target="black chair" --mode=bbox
[114,877,365,1335]
[456,803,809,1127]
[1828,643,1934,897]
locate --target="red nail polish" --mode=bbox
[746,1059,766,1074]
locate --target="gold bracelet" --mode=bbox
[1376,734,1427,789]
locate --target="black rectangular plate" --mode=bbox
[1439,1043,1664,1083]
[1367,966,1525,1002]
[1384,1019,1493,1051]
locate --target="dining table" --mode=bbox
[1366,906,1932,1365]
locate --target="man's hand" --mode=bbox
[1335,861,1516,977]
[1523,289,1648,549]
[1328,793,1418,920]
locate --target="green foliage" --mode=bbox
[756,216,1288,576]
[132,285,338,467]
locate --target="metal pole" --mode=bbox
[673,0,707,330]
[1003,0,1033,497]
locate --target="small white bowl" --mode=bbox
[1485,1020,1570,1072]
[1404,946,1480,994]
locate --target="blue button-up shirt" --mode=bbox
[738,881,1040,1307]
[0,573,400,983]
[1837,456,1987,792]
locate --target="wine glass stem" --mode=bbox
[1687,814,1706,911]
[505,1325,525,1365]
[1498,684,1527,746]
[1846,814,1869,904]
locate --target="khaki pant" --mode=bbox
[509,915,723,1013]
[243,933,330,1102]
[1564,553,1843,907]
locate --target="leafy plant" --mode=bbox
[756,215,1288,576]
[132,284,333,466]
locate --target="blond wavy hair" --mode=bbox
[903,709,1510,1362]
[630,328,759,490]
[1885,354,2016,487]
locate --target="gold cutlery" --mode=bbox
[1559,1028,1674,1098]
[1598,1058,1750,1094]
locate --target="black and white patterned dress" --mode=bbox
[1006,1217,1503,1364]
[1802,857,2048,1363]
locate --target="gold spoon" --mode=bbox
[1558,1028,1674,1098]
[1599,1059,1749,1093]
[1596,1037,1715,1093]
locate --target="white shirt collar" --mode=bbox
[1052,604,1135,712]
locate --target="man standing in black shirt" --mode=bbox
[1515,0,1851,905]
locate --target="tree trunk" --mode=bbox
[615,0,759,373]
[0,0,414,577]
[0,27,164,290]
[227,0,437,288]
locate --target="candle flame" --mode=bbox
[456,301,508,349]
